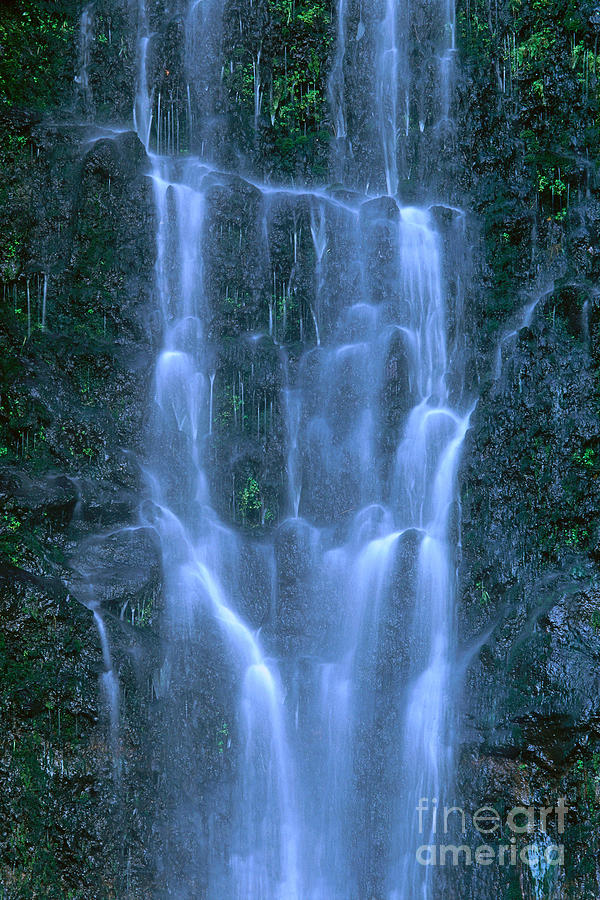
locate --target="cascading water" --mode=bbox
[75,3,95,118]
[131,0,470,895]
[142,160,300,897]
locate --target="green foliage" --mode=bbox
[216,721,229,754]
[573,447,596,468]
[215,381,244,429]
[476,580,491,606]
[458,0,600,201]
[563,524,589,549]
[129,588,158,629]
[569,747,600,878]
[0,359,52,468]
[517,26,555,70]
[0,0,78,110]
[59,421,103,464]
[0,233,24,281]
[1,720,88,897]
[2,512,22,533]
[239,475,262,523]
[457,0,493,60]
[224,0,332,175]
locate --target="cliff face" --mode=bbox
[0,5,159,891]
[1,0,600,896]
[450,1,600,895]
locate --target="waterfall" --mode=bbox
[131,0,470,894]
[142,158,301,896]
[75,3,95,118]
[93,608,121,784]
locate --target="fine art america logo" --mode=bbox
[415,797,566,868]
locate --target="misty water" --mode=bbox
[132,0,470,895]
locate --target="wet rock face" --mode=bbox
[0,573,108,897]
[452,319,600,895]
[450,53,600,892]
[0,104,161,892]
[2,0,600,896]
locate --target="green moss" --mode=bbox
[573,447,596,468]
[238,475,262,523]
[224,0,332,175]
[0,1,79,110]
[476,580,492,605]
[216,721,229,754]
[458,0,600,218]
